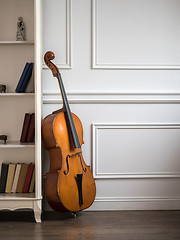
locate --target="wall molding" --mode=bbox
[92,123,180,179]
[95,196,180,202]
[90,196,180,210]
[88,196,180,210]
[43,0,72,69]
[43,92,180,104]
[92,0,180,70]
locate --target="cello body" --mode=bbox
[42,51,96,213]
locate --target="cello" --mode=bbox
[42,51,96,214]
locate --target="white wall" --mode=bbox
[42,0,180,210]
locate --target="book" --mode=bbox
[20,113,32,142]
[29,167,35,193]
[11,164,22,193]
[5,163,16,193]
[25,74,34,93]
[19,63,33,93]
[15,63,30,93]
[23,163,35,193]
[0,163,9,193]
[26,113,35,142]
[16,163,28,193]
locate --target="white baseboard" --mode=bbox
[87,197,180,211]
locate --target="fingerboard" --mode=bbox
[57,73,81,149]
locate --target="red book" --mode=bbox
[20,113,32,142]
[26,113,35,142]
[23,163,35,193]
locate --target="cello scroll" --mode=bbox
[44,51,59,77]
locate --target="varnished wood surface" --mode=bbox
[43,51,96,212]
[0,211,180,240]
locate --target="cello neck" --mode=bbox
[44,51,81,149]
[56,72,81,149]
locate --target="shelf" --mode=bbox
[0,141,35,148]
[0,41,34,45]
[0,193,35,200]
[0,0,42,223]
[0,93,35,96]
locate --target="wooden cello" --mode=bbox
[42,51,96,214]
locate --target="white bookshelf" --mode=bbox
[0,93,35,96]
[0,193,35,200]
[0,141,35,149]
[0,41,34,45]
[0,0,42,222]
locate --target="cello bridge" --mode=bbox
[63,152,87,175]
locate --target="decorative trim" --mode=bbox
[43,92,180,96]
[95,196,180,202]
[88,196,180,210]
[43,92,180,104]
[43,0,72,69]
[0,206,32,211]
[92,123,180,179]
[0,200,34,211]
[92,0,180,70]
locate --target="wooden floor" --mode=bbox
[0,211,179,240]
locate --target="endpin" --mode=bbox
[72,212,77,218]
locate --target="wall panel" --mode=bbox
[42,0,180,210]
[43,99,180,210]
[92,0,180,69]
[43,0,72,68]
[92,124,180,179]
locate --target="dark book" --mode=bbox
[23,163,35,193]
[19,63,33,93]
[0,163,9,193]
[26,113,35,142]
[29,168,35,193]
[15,63,30,93]
[20,113,32,142]
[16,163,28,193]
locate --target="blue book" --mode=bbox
[19,63,34,93]
[15,62,30,93]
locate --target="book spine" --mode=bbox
[11,164,21,193]
[5,164,16,193]
[29,168,35,193]
[16,164,29,193]
[0,164,9,193]
[15,63,30,93]
[23,164,35,193]
[20,113,32,142]
[19,63,34,93]
[26,113,35,142]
